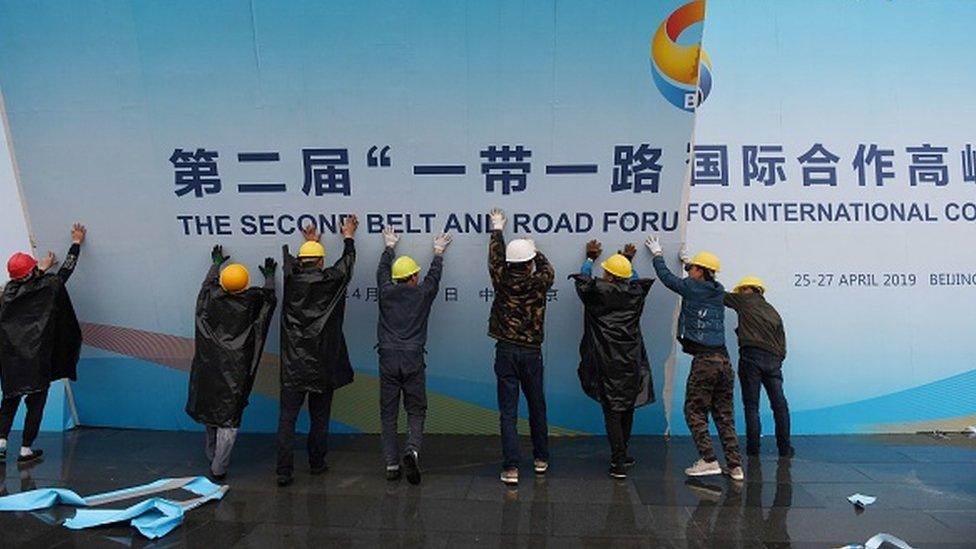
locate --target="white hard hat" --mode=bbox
[505,239,537,263]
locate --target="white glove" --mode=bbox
[433,233,453,255]
[489,208,506,231]
[678,243,690,265]
[382,227,399,249]
[645,235,663,256]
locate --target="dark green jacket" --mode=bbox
[487,231,554,347]
[723,292,786,359]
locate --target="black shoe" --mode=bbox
[0,448,6,462]
[608,463,627,479]
[386,466,402,481]
[623,455,636,468]
[778,446,795,458]
[403,450,421,485]
[310,462,329,475]
[17,449,43,465]
[276,474,293,487]
[209,471,227,482]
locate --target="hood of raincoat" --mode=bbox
[186,265,277,428]
[571,274,655,412]
[0,273,81,397]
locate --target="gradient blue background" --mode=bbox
[689,0,976,433]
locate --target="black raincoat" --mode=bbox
[280,238,355,393]
[0,245,83,398]
[185,263,277,428]
[572,274,655,412]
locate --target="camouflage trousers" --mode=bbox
[683,352,741,468]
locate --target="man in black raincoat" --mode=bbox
[571,240,654,479]
[0,223,86,465]
[185,245,277,480]
[276,215,358,487]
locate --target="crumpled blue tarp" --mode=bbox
[0,476,226,539]
[0,488,88,511]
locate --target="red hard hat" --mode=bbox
[7,252,37,280]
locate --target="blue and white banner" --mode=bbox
[2,0,971,435]
[688,0,976,433]
[0,0,702,434]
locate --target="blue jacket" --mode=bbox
[376,248,443,352]
[652,255,725,350]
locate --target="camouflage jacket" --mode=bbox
[487,230,554,347]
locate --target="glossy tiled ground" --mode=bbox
[1,429,974,547]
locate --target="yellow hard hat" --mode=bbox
[733,275,766,294]
[219,263,249,293]
[392,256,421,280]
[600,253,633,279]
[689,251,721,273]
[298,241,325,258]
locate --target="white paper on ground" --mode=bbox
[836,532,916,549]
[847,493,877,507]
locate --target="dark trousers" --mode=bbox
[0,391,49,447]
[738,346,791,453]
[602,406,635,465]
[379,349,428,466]
[684,352,742,469]
[276,387,334,476]
[494,340,549,470]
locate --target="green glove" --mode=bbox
[211,245,229,265]
[259,257,277,278]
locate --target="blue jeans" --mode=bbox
[738,346,791,453]
[494,341,549,469]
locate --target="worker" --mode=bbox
[186,246,277,480]
[376,228,453,484]
[276,216,358,487]
[487,208,554,486]
[645,236,743,481]
[724,276,792,458]
[571,240,655,479]
[0,223,86,465]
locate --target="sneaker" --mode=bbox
[310,462,329,475]
[684,458,721,477]
[0,448,5,462]
[386,465,402,481]
[403,450,422,485]
[209,470,227,482]
[533,459,548,475]
[276,474,293,487]
[500,468,519,486]
[608,463,627,479]
[727,466,745,481]
[16,449,43,465]
[778,446,795,458]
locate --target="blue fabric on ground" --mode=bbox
[0,488,87,511]
[65,498,185,539]
[0,476,226,539]
[181,477,222,497]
